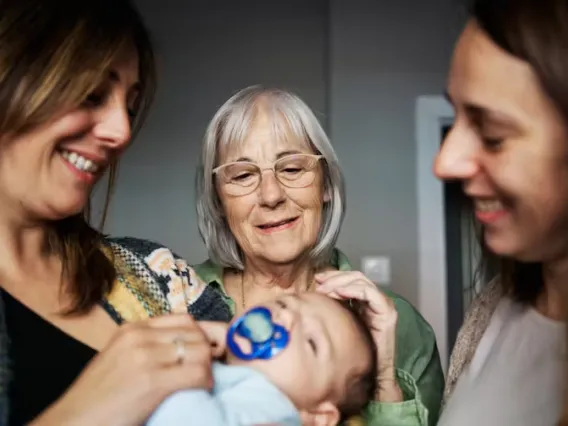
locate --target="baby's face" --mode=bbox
[226,292,371,417]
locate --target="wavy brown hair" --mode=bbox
[0,0,156,314]
[470,0,568,424]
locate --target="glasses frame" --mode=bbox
[212,153,324,194]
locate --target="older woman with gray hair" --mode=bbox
[192,86,443,426]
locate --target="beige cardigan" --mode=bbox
[443,278,504,404]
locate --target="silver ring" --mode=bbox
[173,337,186,365]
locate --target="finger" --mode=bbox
[144,313,198,328]
[315,271,367,292]
[156,362,215,395]
[147,326,209,345]
[314,269,359,284]
[198,321,229,357]
[316,274,372,295]
[113,324,210,358]
[328,282,393,315]
[322,291,343,300]
[134,338,213,368]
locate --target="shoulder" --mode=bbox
[192,258,224,284]
[104,236,183,259]
[443,277,504,401]
[102,237,231,321]
[383,288,438,345]
[104,236,196,289]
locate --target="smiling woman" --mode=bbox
[0,1,231,425]
[435,0,568,425]
[193,86,444,426]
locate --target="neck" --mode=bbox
[0,205,53,278]
[539,256,568,321]
[242,257,314,291]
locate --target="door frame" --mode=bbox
[415,95,454,373]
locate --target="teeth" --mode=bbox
[60,150,99,173]
[475,200,504,212]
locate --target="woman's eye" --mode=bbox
[233,172,253,181]
[83,92,105,108]
[282,167,301,173]
[308,337,317,354]
[275,300,287,309]
[482,137,504,151]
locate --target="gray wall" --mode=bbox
[95,0,328,262]
[329,0,464,304]
[95,0,465,306]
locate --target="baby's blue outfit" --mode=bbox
[146,362,301,426]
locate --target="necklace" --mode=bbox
[239,271,315,311]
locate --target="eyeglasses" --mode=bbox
[213,153,324,196]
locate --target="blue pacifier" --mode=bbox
[226,306,289,360]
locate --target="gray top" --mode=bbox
[439,297,565,426]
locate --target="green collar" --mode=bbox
[193,248,353,297]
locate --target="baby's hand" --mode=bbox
[197,321,229,358]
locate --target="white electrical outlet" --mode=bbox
[361,256,391,285]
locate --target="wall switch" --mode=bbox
[361,256,391,285]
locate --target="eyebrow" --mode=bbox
[109,70,141,92]
[465,105,519,129]
[445,91,518,128]
[234,149,303,163]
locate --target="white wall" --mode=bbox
[94,0,466,308]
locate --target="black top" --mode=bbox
[3,290,97,426]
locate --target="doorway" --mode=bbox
[441,124,480,358]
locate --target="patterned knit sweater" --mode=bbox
[0,237,232,426]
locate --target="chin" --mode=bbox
[260,247,309,265]
[42,197,90,221]
[484,233,538,262]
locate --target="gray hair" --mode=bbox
[195,85,346,270]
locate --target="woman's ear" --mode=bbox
[299,401,340,426]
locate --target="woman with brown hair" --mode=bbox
[434,0,568,424]
[0,1,230,425]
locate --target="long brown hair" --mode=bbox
[0,0,157,314]
[470,0,568,423]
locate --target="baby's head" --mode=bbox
[226,292,378,426]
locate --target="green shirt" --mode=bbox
[193,249,444,426]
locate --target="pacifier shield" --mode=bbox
[226,306,290,361]
[241,311,274,343]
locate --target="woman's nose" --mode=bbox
[433,126,480,181]
[258,170,286,208]
[92,100,132,149]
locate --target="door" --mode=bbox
[442,124,479,358]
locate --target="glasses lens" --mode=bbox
[275,155,319,187]
[217,163,260,195]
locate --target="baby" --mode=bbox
[146,292,378,426]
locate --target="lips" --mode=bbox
[474,199,504,212]
[257,217,298,230]
[58,148,107,175]
[473,198,508,224]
